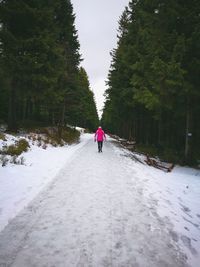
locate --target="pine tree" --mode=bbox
[0,0,98,132]
[78,67,99,130]
[102,0,200,164]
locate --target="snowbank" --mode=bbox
[112,143,200,267]
[0,133,91,232]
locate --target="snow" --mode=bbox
[0,134,91,232]
[0,133,16,149]
[0,134,200,266]
[75,126,85,133]
[112,144,200,267]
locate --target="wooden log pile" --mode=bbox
[145,155,175,173]
[110,135,136,151]
[109,134,175,173]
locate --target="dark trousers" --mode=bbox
[98,141,103,152]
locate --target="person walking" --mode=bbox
[94,126,106,152]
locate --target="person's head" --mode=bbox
[98,126,102,129]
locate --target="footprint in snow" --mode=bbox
[181,235,198,255]
[179,203,191,213]
[169,230,179,242]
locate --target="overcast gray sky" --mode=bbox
[71,0,129,117]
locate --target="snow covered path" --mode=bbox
[0,138,195,266]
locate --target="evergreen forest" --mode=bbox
[102,0,200,165]
[0,0,99,132]
[0,0,199,165]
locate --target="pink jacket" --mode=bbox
[95,128,106,142]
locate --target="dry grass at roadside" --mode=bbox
[0,127,81,167]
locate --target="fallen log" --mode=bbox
[145,155,175,172]
[126,145,135,150]
[109,134,174,172]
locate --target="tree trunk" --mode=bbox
[58,102,66,139]
[8,79,17,131]
[61,101,66,127]
[158,110,163,147]
[185,97,193,164]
